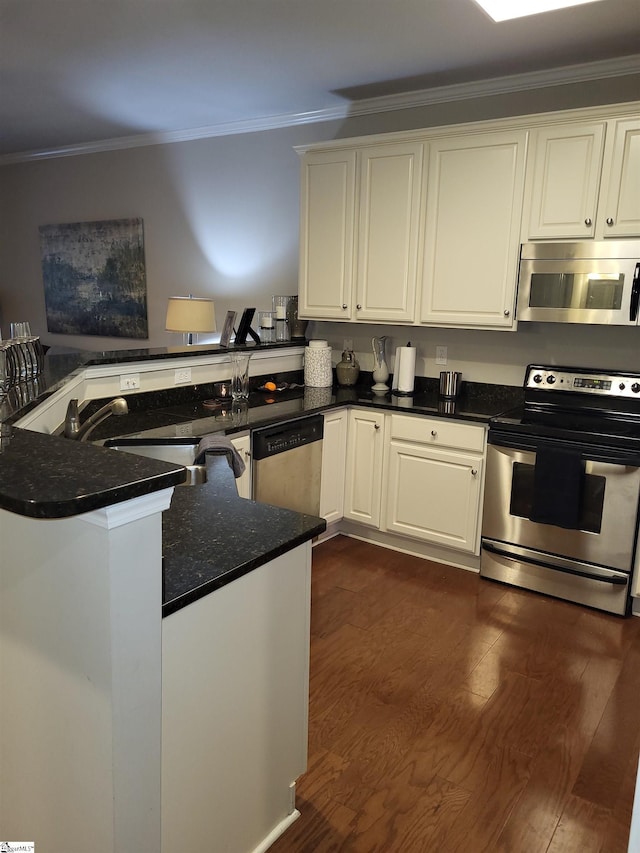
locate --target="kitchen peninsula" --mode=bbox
[0,342,325,853]
[0,339,526,851]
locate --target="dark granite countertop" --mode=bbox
[162,453,325,617]
[0,426,186,518]
[89,376,524,444]
[0,345,520,616]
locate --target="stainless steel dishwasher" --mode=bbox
[252,414,324,515]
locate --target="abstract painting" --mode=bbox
[39,218,149,338]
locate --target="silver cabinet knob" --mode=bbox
[585,217,592,226]
[503,309,510,317]
[342,304,348,310]
[606,217,614,226]
[431,430,437,437]
[471,468,478,476]
[356,304,362,310]
[374,423,380,430]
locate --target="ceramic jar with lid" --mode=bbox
[336,349,360,387]
[304,340,332,387]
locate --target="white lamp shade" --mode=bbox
[165,296,216,333]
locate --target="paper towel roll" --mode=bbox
[393,346,416,395]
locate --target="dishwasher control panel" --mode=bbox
[252,415,324,460]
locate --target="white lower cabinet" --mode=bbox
[230,432,251,499]
[322,407,487,559]
[343,409,385,528]
[383,414,485,554]
[320,408,348,523]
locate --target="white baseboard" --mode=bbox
[251,809,300,853]
[313,517,480,573]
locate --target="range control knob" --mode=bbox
[619,383,626,391]
[632,383,640,394]
[532,373,543,384]
[546,375,556,385]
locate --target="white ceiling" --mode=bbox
[1,0,639,160]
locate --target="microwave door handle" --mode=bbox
[630,262,640,322]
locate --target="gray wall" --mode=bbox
[1,73,639,384]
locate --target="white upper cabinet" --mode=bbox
[298,149,356,320]
[354,143,422,323]
[297,104,640,329]
[524,122,605,239]
[298,142,422,323]
[599,118,640,238]
[419,130,528,329]
[524,118,640,240]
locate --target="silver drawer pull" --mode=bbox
[431,430,437,437]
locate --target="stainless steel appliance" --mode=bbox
[252,414,323,516]
[517,241,640,325]
[481,365,640,615]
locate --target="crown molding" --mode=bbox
[1,54,638,166]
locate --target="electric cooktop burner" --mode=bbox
[490,365,640,453]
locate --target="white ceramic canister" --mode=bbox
[304,340,333,388]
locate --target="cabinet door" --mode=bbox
[320,409,347,524]
[384,441,483,553]
[354,143,422,323]
[525,123,606,240]
[298,150,356,320]
[599,118,640,238]
[343,410,385,528]
[230,433,251,500]
[420,131,527,329]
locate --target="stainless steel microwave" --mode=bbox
[517,241,640,325]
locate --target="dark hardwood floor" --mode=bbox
[270,535,640,853]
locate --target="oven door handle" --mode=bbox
[482,541,628,585]
[631,262,640,323]
[488,432,640,466]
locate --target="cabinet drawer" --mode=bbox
[389,413,485,453]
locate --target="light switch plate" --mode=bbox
[436,346,448,365]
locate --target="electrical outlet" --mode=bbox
[174,367,192,385]
[120,373,140,391]
[436,346,448,365]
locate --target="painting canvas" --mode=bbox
[39,218,149,338]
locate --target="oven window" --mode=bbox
[529,272,624,311]
[510,462,605,533]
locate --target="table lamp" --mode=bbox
[165,295,216,345]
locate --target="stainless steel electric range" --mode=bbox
[481,364,640,616]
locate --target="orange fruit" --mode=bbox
[264,381,277,391]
